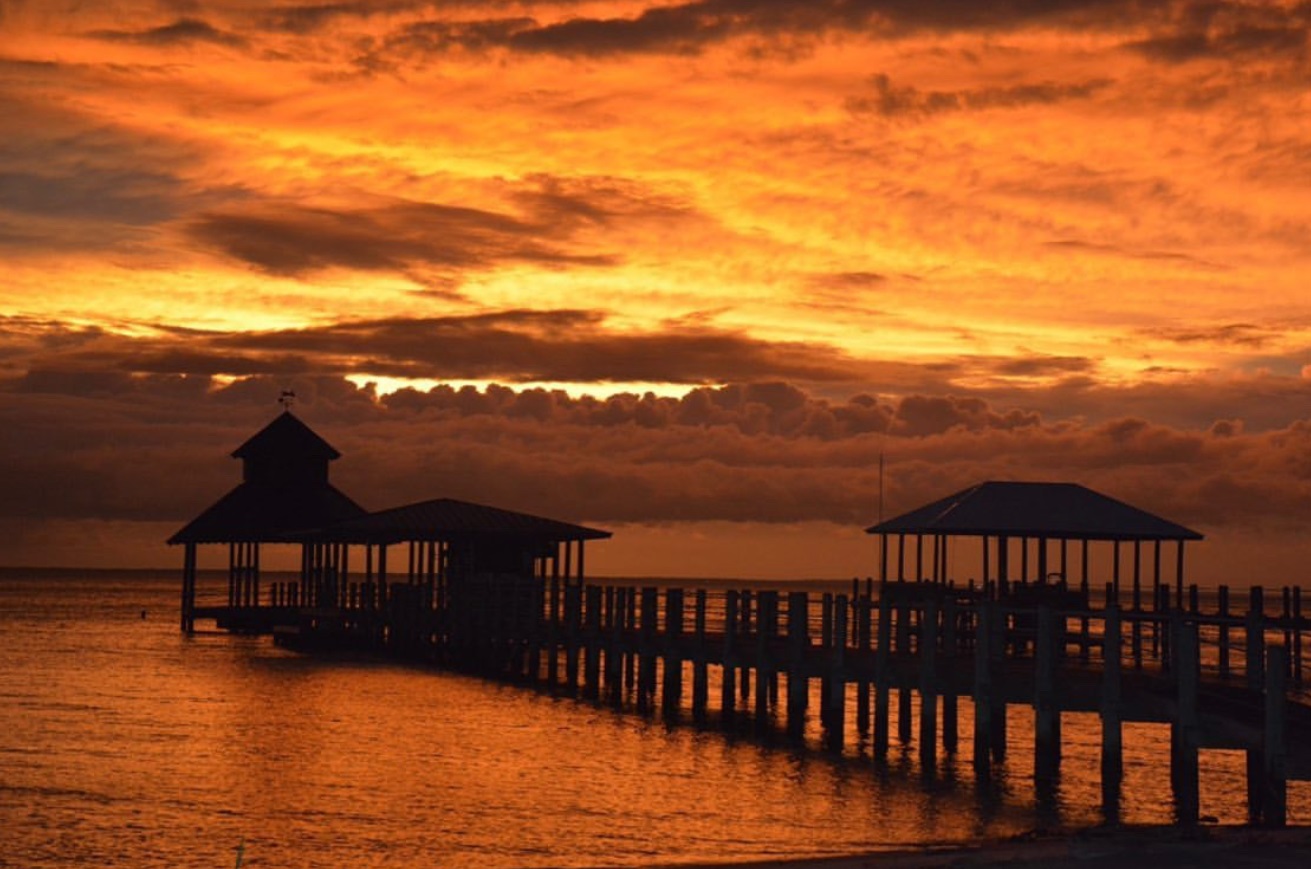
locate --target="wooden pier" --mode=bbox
[189,568,1311,827]
[172,413,1311,827]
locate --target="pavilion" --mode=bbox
[170,410,609,635]
[865,480,1204,604]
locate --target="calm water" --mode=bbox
[1,571,1306,868]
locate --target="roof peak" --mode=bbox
[231,411,342,461]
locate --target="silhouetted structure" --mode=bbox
[173,421,1311,829]
[866,480,1203,604]
[170,410,608,635]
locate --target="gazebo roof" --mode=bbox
[311,497,612,545]
[168,482,367,544]
[865,481,1202,542]
[232,411,341,461]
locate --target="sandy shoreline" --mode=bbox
[641,826,1311,869]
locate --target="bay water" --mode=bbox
[1,569,1305,868]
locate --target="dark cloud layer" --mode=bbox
[847,75,1111,118]
[87,17,249,47]
[2,311,867,384]
[187,199,615,276]
[366,1,1147,61]
[4,373,1311,553]
[341,0,1311,64]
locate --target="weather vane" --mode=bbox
[278,389,296,412]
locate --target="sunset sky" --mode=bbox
[3,0,1311,581]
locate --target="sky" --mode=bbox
[2,0,1311,582]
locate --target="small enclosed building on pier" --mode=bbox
[170,410,610,638]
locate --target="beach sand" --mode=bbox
[654,826,1311,869]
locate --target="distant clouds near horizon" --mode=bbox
[3,1,1311,578]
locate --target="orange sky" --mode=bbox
[3,1,1311,581]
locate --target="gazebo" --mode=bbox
[169,411,367,631]
[865,481,1204,605]
[170,410,610,636]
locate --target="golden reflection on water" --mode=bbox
[2,573,1307,868]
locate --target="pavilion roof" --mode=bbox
[231,411,341,461]
[310,497,612,545]
[168,482,367,544]
[865,481,1203,542]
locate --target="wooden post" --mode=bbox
[637,586,658,713]
[564,582,582,694]
[989,600,1008,761]
[825,595,848,751]
[1246,586,1266,824]
[1263,644,1288,827]
[625,587,638,691]
[1034,605,1060,785]
[1218,585,1231,679]
[1131,542,1143,669]
[663,588,685,717]
[1100,600,1122,819]
[941,595,958,754]
[820,593,834,730]
[739,590,753,705]
[547,560,561,688]
[874,589,891,757]
[787,591,809,739]
[856,591,872,735]
[692,589,709,720]
[755,591,776,726]
[973,600,993,779]
[604,586,623,704]
[896,595,912,745]
[180,542,197,633]
[1171,613,1200,825]
[1295,587,1304,688]
[919,598,938,772]
[721,591,739,722]
[583,584,602,699]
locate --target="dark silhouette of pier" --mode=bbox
[172,412,1311,827]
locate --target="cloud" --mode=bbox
[5,374,1311,553]
[846,74,1111,118]
[186,198,618,277]
[1140,322,1280,348]
[0,311,869,384]
[0,93,237,253]
[213,310,872,383]
[1128,22,1310,64]
[361,0,1152,63]
[87,17,249,48]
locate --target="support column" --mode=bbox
[1034,605,1060,785]
[662,588,685,717]
[1100,598,1122,819]
[180,542,197,633]
[1246,586,1267,824]
[692,590,709,720]
[919,598,938,772]
[1171,613,1200,825]
[824,595,848,751]
[786,591,809,738]
[1263,644,1288,827]
[721,591,739,722]
[941,595,958,755]
[874,588,891,757]
[972,600,993,779]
